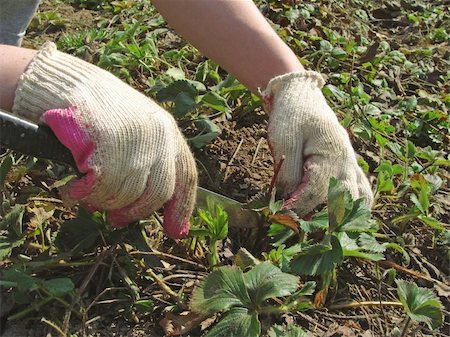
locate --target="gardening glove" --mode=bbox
[262,71,373,217]
[12,42,197,239]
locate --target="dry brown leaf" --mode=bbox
[314,287,329,308]
[268,213,300,234]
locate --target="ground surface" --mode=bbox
[1,0,449,336]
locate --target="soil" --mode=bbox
[194,111,273,202]
[21,2,98,49]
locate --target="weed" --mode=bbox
[252,178,395,307]
[189,204,228,267]
[29,11,68,31]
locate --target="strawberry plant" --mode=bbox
[190,262,314,337]
[253,177,409,307]
[267,324,309,337]
[0,269,74,320]
[396,279,443,336]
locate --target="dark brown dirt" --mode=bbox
[194,110,273,203]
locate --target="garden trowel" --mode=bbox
[0,109,260,229]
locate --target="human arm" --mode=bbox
[152,0,304,94]
[0,44,36,110]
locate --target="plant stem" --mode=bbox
[63,247,112,334]
[40,288,70,307]
[41,317,67,337]
[40,224,46,252]
[328,301,403,310]
[142,262,185,307]
[7,296,53,321]
[400,316,412,337]
[27,241,49,251]
[257,305,289,315]
[269,155,285,194]
[378,260,435,283]
[114,257,140,301]
[20,255,95,269]
[208,239,219,267]
[130,250,207,270]
[391,211,420,225]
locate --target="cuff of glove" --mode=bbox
[262,71,326,97]
[261,71,327,111]
[13,42,104,121]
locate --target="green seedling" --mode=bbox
[154,75,231,115]
[190,262,314,337]
[189,204,228,267]
[246,156,303,236]
[29,11,68,31]
[1,0,449,335]
[409,173,445,234]
[392,172,446,237]
[0,188,155,324]
[0,204,26,261]
[155,79,201,117]
[189,116,222,149]
[69,0,110,10]
[290,178,382,306]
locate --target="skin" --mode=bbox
[0,1,374,243]
[0,44,35,111]
[152,0,305,94]
[0,1,372,228]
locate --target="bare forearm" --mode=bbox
[152,0,304,93]
[0,44,36,111]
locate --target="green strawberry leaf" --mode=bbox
[396,279,443,329]
[244,262,299,304]
[190,266,250,315]
[204,307,260,337]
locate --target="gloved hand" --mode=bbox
[262,71,373,216]
[13,42,197,239]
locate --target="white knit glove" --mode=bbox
[13,42,197,239]
[262,71,373,216]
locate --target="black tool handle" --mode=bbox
[0,109,77,168]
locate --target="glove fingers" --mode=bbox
[288,156,372,217]
[45,106,180,215]
[287,157,334,217]
[107,160,176,227]
[273,151,304,197]
[163,139,198,239]
[267,123,304,197]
